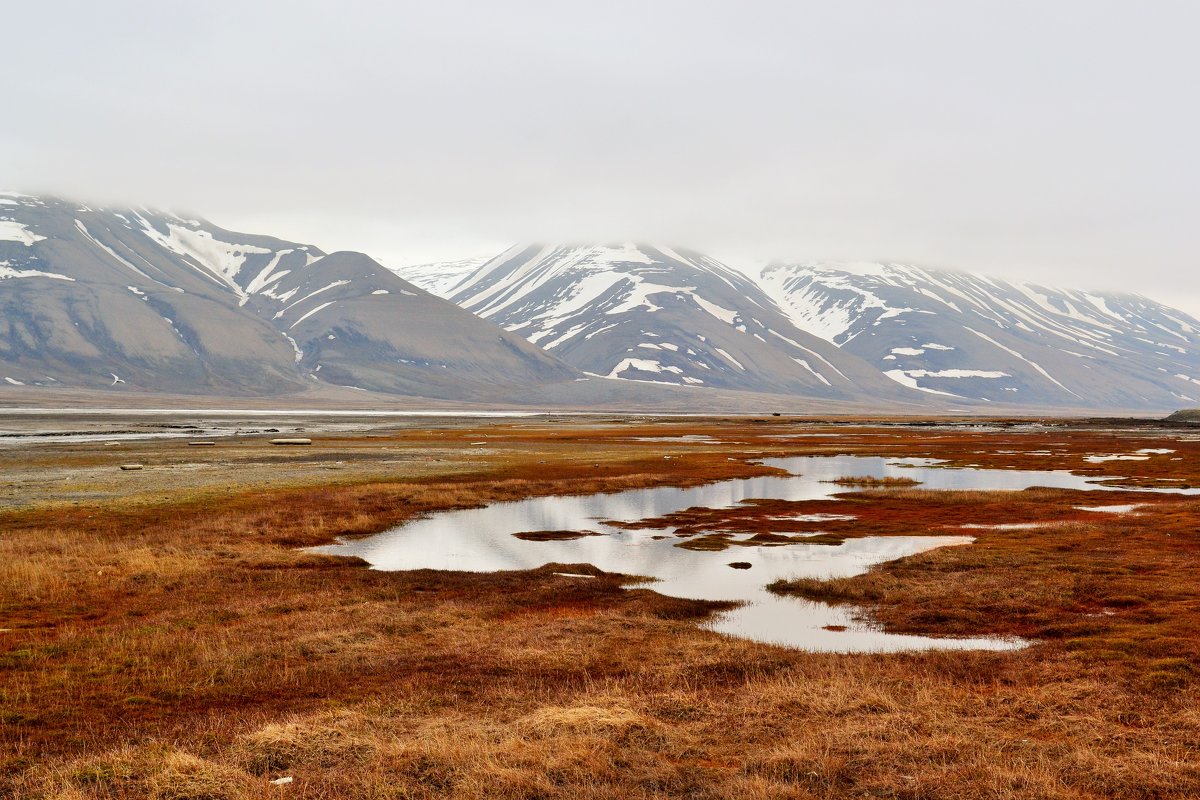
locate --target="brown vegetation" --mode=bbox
[511,529,603,541]
[826,474,921,487]
[3,417,1200,797]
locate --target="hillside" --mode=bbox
[0,193,576,399]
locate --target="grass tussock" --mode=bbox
[827,474,922,487]
[22,747,255,800]
[239,711,377,775]
[148,751,255,800]
[511,529,603,541]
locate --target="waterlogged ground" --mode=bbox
[317,454,1195,652]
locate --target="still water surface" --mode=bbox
[314,455,1185,652]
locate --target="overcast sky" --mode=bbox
[5,1,1198,314]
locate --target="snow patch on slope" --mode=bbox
[0,219,46,246]
[883,370,962,398]
[138,217,271,295]
[0,263,74,281]
[73,220,156,282]
[289,301,335,329]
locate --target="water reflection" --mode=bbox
[315,455,1189,652]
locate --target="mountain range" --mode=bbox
[758,262,1200,409]
[402,248,1200,411]
[4,191,1198,412]
[0,193,573,400]
[436,244,913,402]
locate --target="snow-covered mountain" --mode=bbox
[393,256,490,297]
[0,193,576,397]
[9,190,1196,412]
[760,261,1200,409]
[425,243,923,402]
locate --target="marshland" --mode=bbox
[3,412,1200,798]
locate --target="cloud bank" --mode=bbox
[4,1,1197,310]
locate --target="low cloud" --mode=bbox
[4,1,1197,312]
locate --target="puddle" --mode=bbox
[0,431,202,446]
[772,433,843,438]
[314,455,1196,653]
[0,421,396,447]
[0,407,543,417]
[1083,448,1177,464]
[769,513,857,523]
[1077,504,1142,514]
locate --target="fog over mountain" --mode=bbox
[400,243,1200,411]
[5,191,1199,411]
[3,2,1198,318]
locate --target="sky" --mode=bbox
[4,1,1199,315]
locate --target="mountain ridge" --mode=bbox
[758,260,1200,409]
[412,243,925,403]
[0,193,578,399]
[400,248,1200,410]
[7,191,1197,412]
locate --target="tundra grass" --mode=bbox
[3,418,1200,798]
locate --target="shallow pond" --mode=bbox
[313,455,1192,653]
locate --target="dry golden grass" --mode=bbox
[827,474,921,487]
[4,418,1200,798]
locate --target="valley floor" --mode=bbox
[3,414,1200,798]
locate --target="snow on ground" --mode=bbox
[0,219,46,246]
[964,327,1079,397]
[458,245,751,355]
[793,359,832,386]
[289,301,335,329]
[758,261,1200,404]
[0,264,74,281]
[244,250,296,295]
[712,347,744,370]
[394,256,490,297]
[883,369,961,398]
[692,295,739,324]
[273,281,350,320]
[73,220,156,281]
[137,216,270,295]
[901,369,1010,379]
[759,262,898,343]
[282,333,304,363]
[607,357,680,378]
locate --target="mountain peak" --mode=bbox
[0,195,577,397]
[760,261,1200,407]
[9,192,1200,410]
[417,243,920,400]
